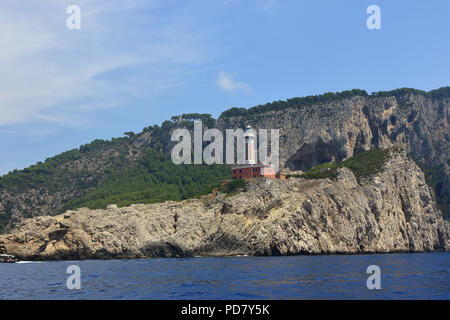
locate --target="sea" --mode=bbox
[0,252,448,300]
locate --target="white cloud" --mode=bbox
[217,71,252,93]
[260,0,277,11]
[0,0,208,127]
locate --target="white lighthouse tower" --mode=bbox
[231,125,281,180]
[244,125,256,165]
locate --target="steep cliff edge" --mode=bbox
[1,88,448,233]
[217,89,449,215]
[1,149,448,260]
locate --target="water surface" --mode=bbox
[1,253,448,299]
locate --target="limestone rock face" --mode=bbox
[1,92,448,232]
[217,94,449,214]
[218,94,448,170]
[0,150,448,260]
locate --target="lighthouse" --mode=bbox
[244,125,256,165]
[231,125,282,180]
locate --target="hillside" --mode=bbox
[0,127,230,232]
[0,87,449,233]
[1,149,448,260]
[217,87,450,216]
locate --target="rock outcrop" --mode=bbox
[1,150,448,260]
[1,89,448,233]
[217,92,449,215]
[218,93,449,170]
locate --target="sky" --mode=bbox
[0,0,449,175]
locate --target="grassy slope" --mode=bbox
[291,149,390,182]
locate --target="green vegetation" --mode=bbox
[0,149,92,193]
[1,86,448,231]
[336,149,390,181]
[0,203,12,233]
[299,162,338,180]
[220,89,369,118]
[290,149,390,182]
[62,150,230,210]
[412,160,448,218]
[372,86,450,100]
[0,115,224,233]
[220,179,247,196]
[3,86,446,194]
[219,87,450,119]
[0,131,142,194]
[170,113,216,128]
[0,118,182,194]
[371,87,427,98]
[428,87,450,100]
[419,164,445,196]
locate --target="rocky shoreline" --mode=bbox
[1,150,448,260]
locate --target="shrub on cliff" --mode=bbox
[220,179,247,195]
[297,149,390,182]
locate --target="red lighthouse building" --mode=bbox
[231,165,276,180]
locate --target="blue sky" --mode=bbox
[0,0,449,175]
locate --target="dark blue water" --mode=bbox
[0,253,448,299]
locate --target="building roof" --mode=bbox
[232,164,275,169]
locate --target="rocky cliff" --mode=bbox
[217,90,449,215]
[1,88,449,233]
[1,149,448,260]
